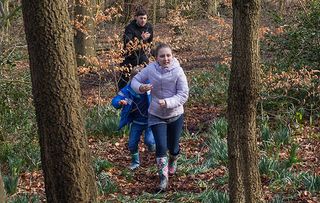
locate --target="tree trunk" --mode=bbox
[74,0,96,67]
[159,0,166,19]
[278,0,285,16]
[21,0,97,202]
[0,1,5,17]
[123,0,133,23]
[152,0,157,25]
[104,0,113,9]
[208,0,219,16]
[202,0,219,17]
[3,0,9,14]
[68,0,75,21]
[0,171,5,203]
[227,0,262,202]
[2,0,10,31]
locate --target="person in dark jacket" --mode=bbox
[112,67,155,170]
[118,6,153,90]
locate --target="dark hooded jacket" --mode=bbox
[122,20,153,67]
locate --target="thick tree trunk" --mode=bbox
[21,0,97,202]
[0,171,5,203]
[74,0,96,67]
[227,0,262,202]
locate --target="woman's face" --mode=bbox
[156,47,173,67]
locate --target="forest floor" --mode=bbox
[80,13,320,202]
[15,7,320,203]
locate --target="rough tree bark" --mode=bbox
[0,171,5,203]
[227,0,263,202]
[21,0,97,202]
[74,0,96,67]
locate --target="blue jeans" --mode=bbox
[128,123,155,153]
[151,114,184,157]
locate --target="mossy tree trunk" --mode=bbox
[227,0,263,202]
[21,0,97,202]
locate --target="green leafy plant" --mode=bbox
[259,116,274,150]
[116,191,167,202]
[198,189,229,203]
[260,1,320,124]
[270,169,297,192]
[259,156,281,176]
[302,173,320,193]
[270,174,291,192]
[8,193,40,203]
[214,174,229,186]
[205,118,228,167]
[3,156,24,195]
[188,64,229,107]
[0,54,39,173]
[94,157,117,195]
[97,171,118,195]
[273,125,291,147]
[178,152,205,174]
[285,143,299,167]
[209,117,228,139]
[269,195,285,203]
[263,0,320,70]
[94,157,113,175]
[120,168,134,182]
[85,105,129,137]
[3,174,19,196]
[205,136,228,167]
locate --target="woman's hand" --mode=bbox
[139,84,152,92]
[159,99,166,108]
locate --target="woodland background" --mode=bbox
[0,0,319,202]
